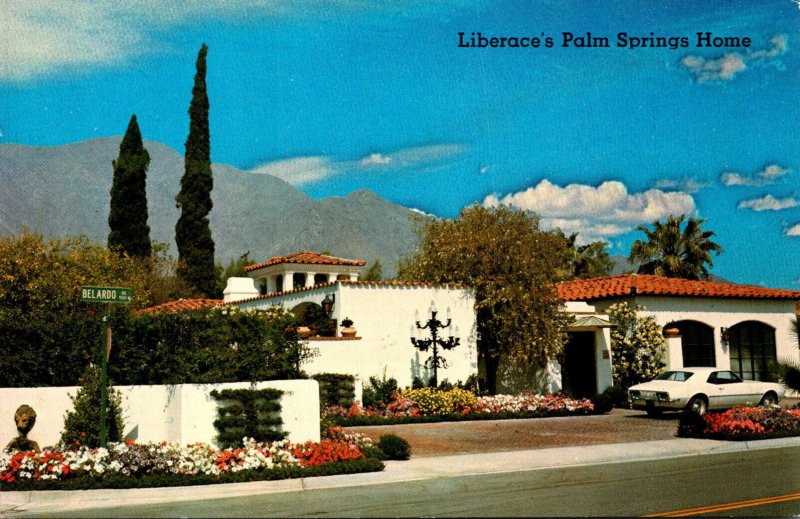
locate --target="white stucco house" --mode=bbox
[218,251,479,388]
[556,274,800,384]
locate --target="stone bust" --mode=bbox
[4,404,40,453]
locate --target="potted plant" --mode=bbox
[663,322,680,338]
[340,317,357,338]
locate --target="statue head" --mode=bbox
[14,405,36,436]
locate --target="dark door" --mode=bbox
[562,332,597,398]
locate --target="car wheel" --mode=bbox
[687,396,707,415]
[759,392,778,407]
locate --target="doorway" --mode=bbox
[561,332,597,398]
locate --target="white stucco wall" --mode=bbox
[589,296,800,369]
[0,379,320,450]
[237,282,479,388]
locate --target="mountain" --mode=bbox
[0,137,422,277]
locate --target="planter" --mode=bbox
[297,326,312,338]
[663,327,680,338]
[340,327,357,338]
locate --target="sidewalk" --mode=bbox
[3,435,800,517]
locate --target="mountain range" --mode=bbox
[0,137,422,277]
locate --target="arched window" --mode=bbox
[729,321,777,381]
[669,320,715,368]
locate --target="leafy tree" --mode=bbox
[398,205,573,394]
[216,254,256,295]
[629,214,722,280]
[607,302,666,389]
[362,260,383,281]
[175,43,217,297]
[60,364,125,449]
[0,232,152,386]
[108,114,152,258]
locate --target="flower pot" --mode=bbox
[663,327,680,338]
[297,326,312,338]
[341,327,357,338]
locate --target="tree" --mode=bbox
[557,231,614,279]
[108,114,152,258]
[629,214,722,280]
[397,205,573,394]
[60,365,124,449]
[175,43,217,297]
[362,260,383,281]
[607,302,666,389]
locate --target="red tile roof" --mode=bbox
[245,251,366,272]
[139,298,224,314]
[557,274,800,302]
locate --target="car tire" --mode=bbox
[686,396,707,415]
[759,392,779,407]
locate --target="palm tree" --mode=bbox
[629,214,723,280]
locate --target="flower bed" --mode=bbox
[323,389,596,426]
[0,436,383,491]
[677,406,800,441]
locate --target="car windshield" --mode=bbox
[654,371,694,382]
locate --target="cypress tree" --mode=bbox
[175,43,217,297]
[108,114,152,258]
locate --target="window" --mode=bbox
[655,371,694,382]
[729,321,777,381]
[670,320,716,367]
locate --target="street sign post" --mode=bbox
[80,285,132,447]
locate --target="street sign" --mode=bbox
[80,286,132,303]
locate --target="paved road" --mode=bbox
[16,445,800,517]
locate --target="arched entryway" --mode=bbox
[728,321,777,381]
[669,320,715,367]
[560,331,597,398]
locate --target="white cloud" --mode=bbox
[786,223,800,237]
[720,164,790,186]
[482,179,696,242]
[680,34,787,83]
[737,195,798,211]
[654,177,710,193]
[249,143,466,185]
[249,156,335,185]
[0,1,328,82]
[360,153,391,166]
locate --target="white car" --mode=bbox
[628,367,784,416]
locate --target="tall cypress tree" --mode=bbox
[175,43,217,297]
[108,114,152,258]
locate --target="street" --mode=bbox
[24,445,800,517]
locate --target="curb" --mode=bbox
[3,436,800,516]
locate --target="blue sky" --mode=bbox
[2,1,799,288]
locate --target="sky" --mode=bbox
[2,0,799,288]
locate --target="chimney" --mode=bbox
[223,277,259,303]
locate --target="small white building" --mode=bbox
[220,252,479,388]
[557,274,800,383]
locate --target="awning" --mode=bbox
[569,315,614,329]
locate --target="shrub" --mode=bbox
[607,302,666,388]
[590,391,613,414]
[362,373,398,409]
[591,385,629,413]
[60,365,125,448]
[400,387,478,415]
[210,388,285,448]
[676,410,707,438]
[312,373,356,408]
[377,434,411,460]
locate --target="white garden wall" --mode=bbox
[0,379,319,451]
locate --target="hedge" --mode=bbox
[312,373,356,408]
[0,307,313,387]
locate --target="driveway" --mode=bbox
[346,408,680,457]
